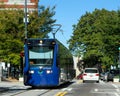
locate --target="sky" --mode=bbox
[39,0,120,48]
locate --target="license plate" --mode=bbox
[90,75,93,77]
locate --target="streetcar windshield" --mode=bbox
[28,46,54,67]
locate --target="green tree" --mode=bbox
[0,6,56,66]
[28,6,56,38]
[0,10,24,66]
[68,9,120,69]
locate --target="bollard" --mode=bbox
[0,66,2,82]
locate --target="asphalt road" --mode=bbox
[0,80,120,96]
[64,80,120,96]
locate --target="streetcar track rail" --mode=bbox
[1,86,55,96]
[1,87,31,96]
[9,89,31,96]
[0,82,73,96]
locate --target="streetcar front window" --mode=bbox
[28,46,54,67]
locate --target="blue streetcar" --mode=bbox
[24,38,75,87]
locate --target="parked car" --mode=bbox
[77,72,83,79]
[103,71,114,82]
[100,72,105,80]
[110,69,119,76]
[83,68,100,83]
[104,69,120,82]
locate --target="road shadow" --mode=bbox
[30,81,74,89]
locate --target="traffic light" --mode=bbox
[20,52,24,57]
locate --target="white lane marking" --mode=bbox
[112,84,119,89]
[62,88,67,91]
[114,93,119,96]
[112,84,120,92]
[92,91,119,96]
[111,83,120,96]
[62,88,72,91]
[94,88,98,92]
[68,88,72,91]
[91,85,120,96]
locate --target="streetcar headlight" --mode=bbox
[29,70,34,74]
[39,40,43,44]
[46,70,52,74]
[52,41,55,45]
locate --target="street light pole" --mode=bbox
[24,0,27,39]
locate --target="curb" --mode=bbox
[0,87,9,92]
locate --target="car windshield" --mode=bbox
[28,46,54,67]
[85,69,98,73]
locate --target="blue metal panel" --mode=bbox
[24,39,63,87]
[24,43,29,73]
[26,67,60,87]
[24,43,30,85]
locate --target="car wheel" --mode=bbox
[96,81,99,83]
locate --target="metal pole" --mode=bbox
[118,47,120,81]
[51,24,62,39]
[0,65,2,82]
[25,0,27,39]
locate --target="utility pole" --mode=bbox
[24,0,28,39]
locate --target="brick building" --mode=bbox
[0,0,38,12]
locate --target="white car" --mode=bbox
[83,68,99,83]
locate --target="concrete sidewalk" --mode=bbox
[0,80,25,92]
[0,87,9,92]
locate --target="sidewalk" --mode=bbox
[0,78,25,92]
[0,86,9,92]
